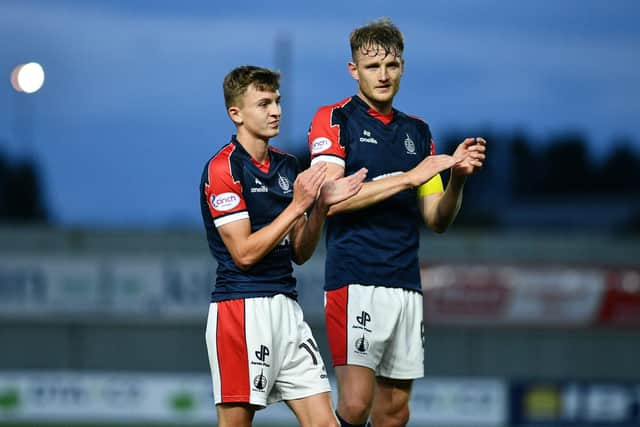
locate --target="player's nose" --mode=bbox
[378,66,389,81]
[269,103,281,117]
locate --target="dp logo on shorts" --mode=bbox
[255,345,270,362]
[357,311,371,327]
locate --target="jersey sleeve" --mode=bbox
[203,156,249,228]
[308,105,346,168]
[417,137,444,197]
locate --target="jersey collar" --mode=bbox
[352,95,395,125]
[231,135,273,175]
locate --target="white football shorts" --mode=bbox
[205,294,331,407]
[324,284,424,379]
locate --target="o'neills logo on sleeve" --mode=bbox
[311,137,332,154]
[210,192,240,211]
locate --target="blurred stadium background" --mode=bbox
[2,1,640,426]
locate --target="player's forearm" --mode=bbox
[235,203,305,270]
[291,200,328,264]
[427,174,466,233]
[327,173,413,215]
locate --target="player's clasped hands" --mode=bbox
[408,154,462,187]
[452,137,487,176]
[292,162,328,212]
[319,167,368,208]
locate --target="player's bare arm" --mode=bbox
[324,154,459,216]
[217,162,327,271]
[291,167,367,264]
[420,137,487,233]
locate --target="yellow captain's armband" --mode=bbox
[417,174,444,197]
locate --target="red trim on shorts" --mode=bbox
[325,286,349,366]
[216,299,250,402]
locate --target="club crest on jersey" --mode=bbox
[311,137,332,154]
[278,174,291,193]
[210,192,240,211]
[404,133,416,154]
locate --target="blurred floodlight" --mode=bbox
[10,62,45,93]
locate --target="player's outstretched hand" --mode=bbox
[292,162,327,212]
[319,167,367,208]
[452,137,486,177]
[407,154,462,187]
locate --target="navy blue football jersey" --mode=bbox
[308,96,442,292]
[200,136,300,302]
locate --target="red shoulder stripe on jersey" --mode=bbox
[204,143,248,220]
[217,299,250,402]
[208,143,240,185]
[308,97,352,161]
[325,286,349,366]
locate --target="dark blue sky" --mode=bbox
[1,0,639,227]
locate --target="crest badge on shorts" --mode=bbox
[354,334,370,354]
[253,370,268,391]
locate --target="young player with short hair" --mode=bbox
[201,65,366,427]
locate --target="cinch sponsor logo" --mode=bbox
[311,137,332,154]
[210,192,240,211]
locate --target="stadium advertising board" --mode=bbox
[0,255,329,320]
[0,372,507,426]
[3,256,638,326]
[0,371,297,424]
[510,380,640,426]
[410,378,507,426]
[597,268,640,326]
[422,264,606,326]
[0,256,214,319]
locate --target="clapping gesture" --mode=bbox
[451,137,487,177]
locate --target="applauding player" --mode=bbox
[200,65,366,427]
[308,18,487,427]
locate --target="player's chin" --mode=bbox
[264,127,280,137]
[373,92,394,103]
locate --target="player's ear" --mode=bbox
[228,106,242,125]
[348,61,358,81]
